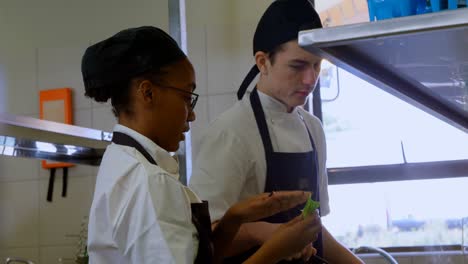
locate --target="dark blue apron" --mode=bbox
[224,88,324,264]
[112,132,213,264]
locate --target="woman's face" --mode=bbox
[150,58,197,152]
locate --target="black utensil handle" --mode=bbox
[62,167,68,197]
[47,168,56,202]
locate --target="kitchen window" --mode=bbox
[315,61,468,249]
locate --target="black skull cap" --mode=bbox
[237,0,322,100]
[82,26,186,92]
[253,0,322,54]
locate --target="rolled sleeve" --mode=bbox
[190,128,251,221]
[148,172,198,263]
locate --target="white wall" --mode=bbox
[0,1,168,263]
[186,0,272,157]
[316,0,343,12]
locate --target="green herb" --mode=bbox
[302,197,320,218]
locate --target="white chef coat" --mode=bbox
[189,90,330,221]
[88,124,201,264]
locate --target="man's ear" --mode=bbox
[255,51,269,75]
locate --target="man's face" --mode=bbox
[262,40,322,111]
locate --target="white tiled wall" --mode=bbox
[0,47,38,116]
[38,177,93,246]
[0,248,39,264]
[37,45,92,111]
[0,1,169,263]
[40,246,76,264]
[0,181,39,248]
[0,156,39,182]
[185,0,273,156]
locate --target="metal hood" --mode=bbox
[0,112,111,166]
[299,8,468,133]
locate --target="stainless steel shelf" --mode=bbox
[0,113,111,166]
[299,8,468,133]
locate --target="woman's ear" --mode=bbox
[255,51,269,76]
[137,80,154,103]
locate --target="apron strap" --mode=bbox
[250,88,318,156]
[298,112,322,216]
[192,201,214,264]
[112,131,216,262]
[241,89,326,262]
[238,65,260,100]
[250,88,274,154]
[111,132,158,165]
[298,111,316,149]
[299,113,324,260]
[250,89,322,212]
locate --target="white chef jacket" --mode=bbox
[88,124,201,264]
[189,90,330,221]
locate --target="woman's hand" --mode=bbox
[224,191,311,224]
[212,191,310,263]
[245,212,322,264]
[284,244,317,262]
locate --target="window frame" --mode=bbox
[312,72,468,185]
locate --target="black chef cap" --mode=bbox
[237,0,322,100]
[82,26,186,102]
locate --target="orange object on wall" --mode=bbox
[39,87,74,169]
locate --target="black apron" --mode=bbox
[224,89,324,264]
[112,132,213,264]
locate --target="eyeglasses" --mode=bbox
[159,85,199,111]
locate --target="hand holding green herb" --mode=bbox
[302,196,320,218]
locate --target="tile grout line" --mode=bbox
[201,91,237,97]
[0,173,91,184]
[203,24,211,123]
[35,47,42,263]
[35,47,39,96]
[1,244,77,250]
